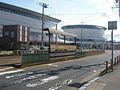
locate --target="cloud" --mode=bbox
[88,0,118,18]
[55,0,118,26]
[53,0,120,41]
[89,0,114,11]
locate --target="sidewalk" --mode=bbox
[86,64,120,90]
[0,56,21,65]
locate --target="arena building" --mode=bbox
[61,25,107,50]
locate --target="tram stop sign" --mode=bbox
[108,21,117,30]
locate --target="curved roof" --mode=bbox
[49,29,77,37]
[61,25,107,30]
[0,2,61,23]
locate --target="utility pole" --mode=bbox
[115,0,120,16]
[55,24,57,44]
[39,2,47,50]
[116,0,120,16]
[81,22,84,51]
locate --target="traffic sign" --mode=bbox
[108,21,117,30]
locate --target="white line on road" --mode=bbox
[47,64,58,67]
[6,71,34,79]
[78,77,100,90]
[93,70,97,73]
[26,76,59,88]
[49,79,73,90]
[13,73,46,84]
[0,69,25,76]
[0,67,14,71]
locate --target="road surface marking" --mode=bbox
[0,69,25,76]
[0,67,14,71]
[49,79,73,90]
[13,73,46,84]
[26,76,59,88]
[6,71,34,79]
[78,77,99,90]
[93,70,97,73]
[47,64,58,67]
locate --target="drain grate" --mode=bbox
[68,82,87,88]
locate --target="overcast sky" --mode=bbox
[0,0,120,41]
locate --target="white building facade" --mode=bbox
[61,25,106,50]
[0,2,61,50]
[0,2,61,43]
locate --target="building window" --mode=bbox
[25,29,28,42]
[25,27,28,42]
[11,31,14,38]
[20,44,26,50]
[0,30,3,37]
[19,26,22,41]
[20,26,22,30]
[4,31,9,36]
[25,27,27,30]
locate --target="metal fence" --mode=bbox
[22,52,49,65]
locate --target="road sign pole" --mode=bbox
[111,29,113,71]
[108,21,117,72]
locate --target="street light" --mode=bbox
[39,2,48,50]
[81,22,84,51]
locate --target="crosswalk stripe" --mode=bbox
[0,69,25,76]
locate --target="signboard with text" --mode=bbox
[108,21,117,30]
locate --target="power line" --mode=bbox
[48,13,107,17]
[113,0,118,6]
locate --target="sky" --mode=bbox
[0,0,120,41]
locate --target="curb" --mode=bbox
[0,66,16,73]
[78,63,114,90]
[78,67,106,90]
[82,68,105,83]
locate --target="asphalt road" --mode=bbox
[0,50,120,90]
